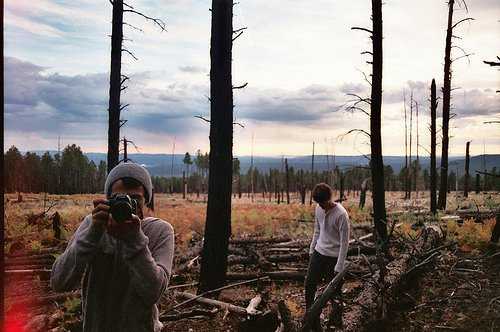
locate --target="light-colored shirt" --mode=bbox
[51,215,174,332]
[309,202,351,272]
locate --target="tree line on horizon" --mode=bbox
[4,144,500,196]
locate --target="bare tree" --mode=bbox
[309,141,315,205]
[437,0,473,209]
[368,0,388,242]
[404,92,409,199]
[350,0,387,242]
[107,0,166,173]
[285,158,290,204]
[430,79,438,214]
[409,91,413,198]
[464,141,471,197]
[198,0,237,294]
[107,0,125,172]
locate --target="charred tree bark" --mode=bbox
[122,137,128,162]
[310,142,315,205]
[183,171,187,199]
[408,92,413,198]
[198,0,233,294]
[475,173,481,194]
[359,178,368,209]
[404,93,409,200]
[285,158,290,204]
[430,79,438,214]
[300,171,306,205]
[491,213,500,244]
[464,141,470,197]
[107,0,124,173]
[339,172,345,201]
[438,0,455,210]
[370,0,388,242]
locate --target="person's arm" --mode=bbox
[50,215,105,292]
[309,206,321,254]
[334,213,351,273]
[120,222,175,306]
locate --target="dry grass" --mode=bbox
[4,191,499,253]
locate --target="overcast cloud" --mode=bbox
[4,0,500,156]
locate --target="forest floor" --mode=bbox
[3,191,500,331]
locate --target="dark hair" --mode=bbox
[312,183,333,203]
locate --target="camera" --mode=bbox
[105,194,138,223]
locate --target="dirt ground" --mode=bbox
[3,191,500,331]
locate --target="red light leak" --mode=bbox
[4,274,36,332]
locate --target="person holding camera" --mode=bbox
[305,183,351,331]
[51,162,174,332]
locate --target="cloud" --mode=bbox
[5,56,499,155]
[178,65,206,74]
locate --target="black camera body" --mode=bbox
[105,194,138,223]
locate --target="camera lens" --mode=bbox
[110,201,132,223]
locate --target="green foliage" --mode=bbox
[29,239,43,252]
[4,144,107,194]
[63,297,82,314]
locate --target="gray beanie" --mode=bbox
[104,162,153,204]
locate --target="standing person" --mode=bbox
[51,162,175,332]
[305,183,351,331]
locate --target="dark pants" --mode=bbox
[304,250,343,331]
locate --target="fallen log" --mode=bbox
[5,258,54,267]
[229,247,375,266]
[456,209,498,222]
[5,269,52,277]
[301,263,349,331]
[271,240,310,248]
[160,308,218,322]
[166,277,269,314]
[8,291,78,308]
[341,226,442,332]
[7,246,64,258]
[226,271,306,281]
[230,236,292,245]
[5,264,54,271]
[174,291,249,316]
[246,294,262,315]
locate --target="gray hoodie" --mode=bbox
[51,215,174,332]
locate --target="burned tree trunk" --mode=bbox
[408,92,413,198]
[438,0,455,210]
[339,172,345,201]
[404,93,409,200]
[475,173,480,194]
[430,79,438,214]
[309,142,315,205]
[300,171,306,205]
[107,0,124,173]
[285,158,290,204]
[183,171,187,199]
[198,0,233,294]
[491,213,500,244]
[370,0,388,242]
[464,141,470,197]
[359,178,369,209]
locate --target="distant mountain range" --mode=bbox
[28,151,500,177]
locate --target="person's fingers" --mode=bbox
[93,198,107,208]
[96,204,110,212]
[92,205,109,216]
[92,211,109,226]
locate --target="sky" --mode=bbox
[4,0,500,157]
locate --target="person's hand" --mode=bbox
[92,198,110,229]
[107,214,141,241]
